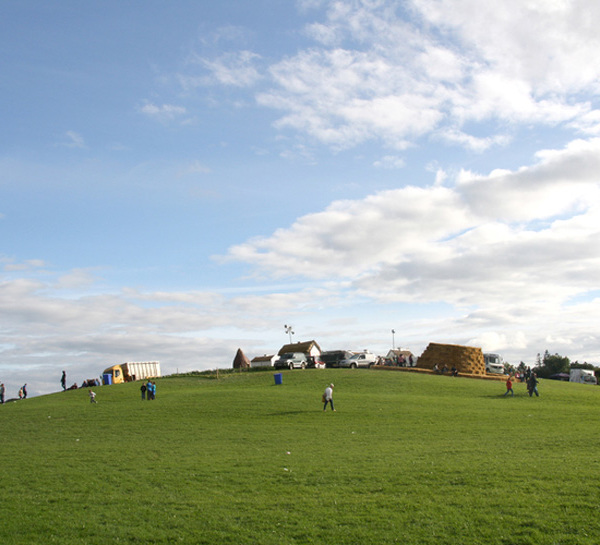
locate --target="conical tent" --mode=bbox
[232,348,251,369]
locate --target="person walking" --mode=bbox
[0,382,5,404]
[503,376,515,397]
[89,390,97,403]
[527,373,539,397]
[22,384,27,399]
[61,370,66,391]
[322,383,335,411]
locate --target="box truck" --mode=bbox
[569,368,597,385]
[103,362,161,385]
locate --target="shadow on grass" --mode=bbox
[266,410,322,416]
[480,393,536,399]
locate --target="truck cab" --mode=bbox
[103,364,125,384]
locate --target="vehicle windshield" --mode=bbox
[279,353,294,360]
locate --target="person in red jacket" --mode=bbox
[503,376,515,397]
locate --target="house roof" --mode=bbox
[386,349,414,357]
[278,340,322,355]
[251,355,275,362]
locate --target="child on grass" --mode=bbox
[503,376,514,397]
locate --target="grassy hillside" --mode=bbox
[1,369,600,544]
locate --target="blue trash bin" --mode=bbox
[274,373,283,385]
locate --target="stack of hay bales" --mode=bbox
[417,342,486,375]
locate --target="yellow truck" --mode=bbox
[102,362,161,385]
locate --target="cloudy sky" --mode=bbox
[2,0,600,397]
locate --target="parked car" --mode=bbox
[274,352,308,370]
[320,350,354,368]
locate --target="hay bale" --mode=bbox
[417,342,486,375]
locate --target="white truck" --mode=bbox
[483,353,505,374]
[569,368,597,385]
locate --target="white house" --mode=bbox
[250,355,277,368]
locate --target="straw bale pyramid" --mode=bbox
[417,342,486,375]
[232,348,251,369]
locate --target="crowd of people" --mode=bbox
[432,363,459,376]
[382,354,415,367]
[140,380,157,400]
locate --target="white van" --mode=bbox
[484,353,505,374]
[338,351,378,369]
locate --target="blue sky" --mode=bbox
[2,0,600,397]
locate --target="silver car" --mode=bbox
[274,352,308,370]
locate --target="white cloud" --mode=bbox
[55,268,98,290]
[180,50,262,89]
[458,138,600,222]
[224,137,600,314]
[413,0,600,93]
[61,131,86,149]
[2,259,46,272]
[139,102,188,122]
[224,184,472,279]
[373,155,405,169]
[249,0,600,150]
[178,160,211,176]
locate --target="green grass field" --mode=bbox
[1,369,600,544]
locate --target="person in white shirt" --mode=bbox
[89,390,97,404]
[323,384,335,411]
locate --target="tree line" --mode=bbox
[511,350,598,379]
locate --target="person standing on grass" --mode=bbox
[527,373,540,397]
[61,370,66,391]
[140,382,147,401]
[22,384,27,399]
[503,376,515,397]
[89,390,97,403]
[0,382,5,404]
[323,384,335,411]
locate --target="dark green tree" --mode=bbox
[534,350,570,378]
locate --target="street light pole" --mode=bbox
[284,324,295,344]
[391,329,396,351]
